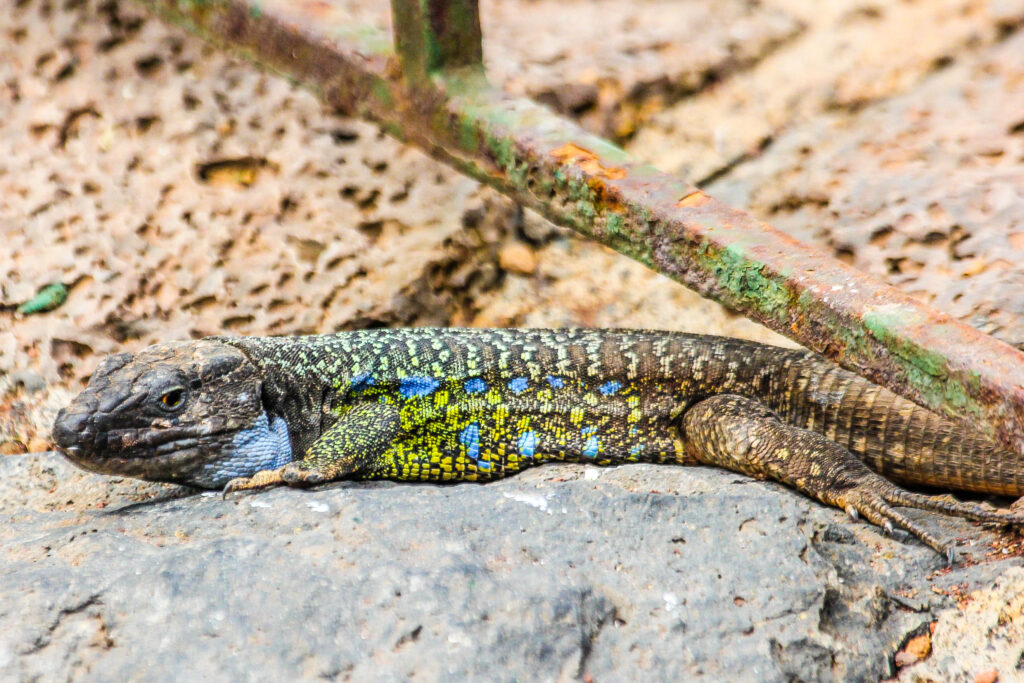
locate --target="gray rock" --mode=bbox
[0,452,1017,681]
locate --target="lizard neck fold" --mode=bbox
[215,335,348,459]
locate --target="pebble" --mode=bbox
[499,243,538,275]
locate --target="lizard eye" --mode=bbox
[158,387,186,411]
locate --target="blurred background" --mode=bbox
[2,0,1023,455]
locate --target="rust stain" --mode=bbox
[676,189,710,208]
[300,0,335,18]
[550,142,596,161]
[551,143,627,180]
[584,178,626,214]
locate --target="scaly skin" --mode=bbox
[52,328,1024,560]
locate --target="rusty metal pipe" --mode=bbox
[136,0,1024,455]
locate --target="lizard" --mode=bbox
[51,328,1024,561]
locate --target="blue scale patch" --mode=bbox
[464,377,487,394]
[546,375,564,389]
[629,443,645,458]
[193,412,292,488]
[581,425,600,458]
[508,377,529,394]
[350,372,375,392]
[517,430,537,458]
[399,376,440,398]
[460,422,481,460]
[599,380,622,396]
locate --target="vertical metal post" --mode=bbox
[391,0,484,85]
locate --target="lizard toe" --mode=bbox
[882,487,1023,526]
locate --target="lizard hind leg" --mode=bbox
[680,394,1022,562]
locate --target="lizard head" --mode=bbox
[52,339,292,489]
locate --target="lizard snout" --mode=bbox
[52,404,94,457]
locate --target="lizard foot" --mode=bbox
[837,484,955,563]
[222,463,328,497]
[838,481,1024,565]
[222,467,288,497]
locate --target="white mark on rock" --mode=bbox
[305,500,329,513]
[447,631,472,647]
[663,592,679,612]
[583,467,603,481]
[248,499,272,509]
[503,491,550,513]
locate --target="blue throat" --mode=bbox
[192,412,292,488]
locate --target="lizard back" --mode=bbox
[223,328,1021,493]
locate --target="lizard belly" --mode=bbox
[366,395,687,483]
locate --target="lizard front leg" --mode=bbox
[681,394,1021,561]
[224,402,401,494]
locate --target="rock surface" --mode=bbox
[1,452,1020,681]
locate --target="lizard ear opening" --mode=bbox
[258,380,278,414]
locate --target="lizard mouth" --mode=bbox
[53,404,242,483]
[57,432,238,484]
